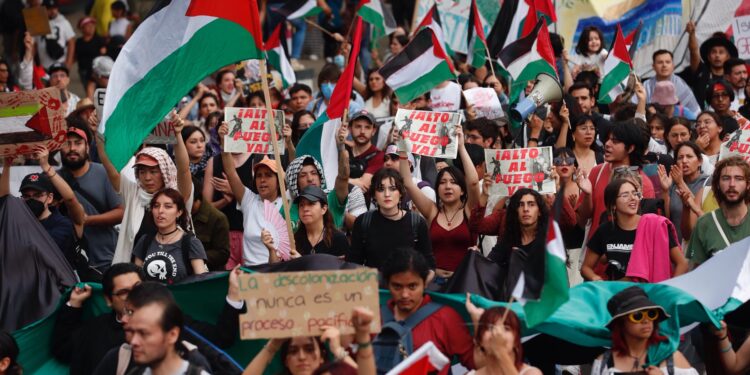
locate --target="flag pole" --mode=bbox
[499,296,515,324]
[484,44,496,77]
[305,19,338,39]
[259,58,296,251]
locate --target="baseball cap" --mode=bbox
[66,127,89,142]
[42,0,58,7]
[384,144,415,166]
[350,109,376,125]
[253,156,280,174]
[78,17,96,29]
[294,185,327,204]
[133,153,159,167]
[20,173,53,193]
[48,62,68,76]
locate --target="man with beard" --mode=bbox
[59,126,123,271]
[688,156,750,266]
[348,110,385,193]
[724,58,748,111]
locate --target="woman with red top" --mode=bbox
[396,125,480,280]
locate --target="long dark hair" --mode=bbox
[279,336,329,375]
[181,125,205,143]
[503,189,548,248]
[604,179,639,224]
[575,25,605,56]
[370,168,406,206]
[294,199,336,250]
[150,188,189,230]
[475,307,524,371]
[0,59,19,91]
[291,110,316,145]
[610,316,666,356]
[363,68,392,100]
[435,166,467,210]
[566,114,600,152]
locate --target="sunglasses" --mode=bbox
[553,156,575,166]
[627,309,660,324]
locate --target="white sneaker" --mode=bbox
[290,58,305,70]
[308,54,319,61]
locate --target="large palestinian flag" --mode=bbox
[415,4,454,57]
[265,23,296,88]
[101,0,264,170]
[497,19,556,102]
[599,25,633,105]
[379,27,456,103]
[486,0,556,57]
[357,0,396,43]
[467,0,488,69]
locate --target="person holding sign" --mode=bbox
[581,179,687,282]
[396,124,480,278]
[242,308,376,375]
[218,122,283,266]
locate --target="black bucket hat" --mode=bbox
[606,286,670,328]
[700,34,738,64]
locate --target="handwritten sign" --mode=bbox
[734,16,750,61]
[144,117,176,144]
[237,268,381,339]
[393,108,461,159]
[0,88,67,157]
[223,107,285,154]
[463,87,504,120]
[484,147,555,197]
[719,114,750,162]
[93,88,106,123]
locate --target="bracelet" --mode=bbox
[718,334,728,341]
[721,343,733,353]
[334,347,348,360]
[399,156,408,160]
[45,167,56,178]
[528,137,539,143]
[356,341,371,349]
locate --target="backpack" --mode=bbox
[598,350,674,375]
[359,210,421,250]
[136,232,196,283]
[372,302,442,374]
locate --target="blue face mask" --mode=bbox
[333,54,345,69]
[321,82,335,100]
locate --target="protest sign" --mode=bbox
[237,268,381,339]
[22,6,50,36]
[393,108,461,159]
[144,117,176,144]
[93,88,106,123]
[734,16,750,61]
[463,87,504,120]
[719,114,750,162]
[0,88,67,157]
[484,147,555,197]
[223,107,285,154]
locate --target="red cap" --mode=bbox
[66,127,88,142]
[713,82,728,93]
[78,17,96,29]
[134,153,159,167]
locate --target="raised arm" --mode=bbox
[243,338,284,375]
[335,121,350,204]
[686,21,701,73]
[94,125,121,193]
[555,103,570,149]
[574,168,593,227]
[456,125,480,210]
[170,113,193,201]
[218,122,246,203]
[178,84,206,120]
[397,134,438,223]
[37,145,85,237]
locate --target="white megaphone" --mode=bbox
[509,72,564,122]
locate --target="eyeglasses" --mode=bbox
[287,343,317,356]
[376,186,399,193]
[627,309,660,324]
[553,156,576,166]
[711,92,730,99]
[617,191,642,200]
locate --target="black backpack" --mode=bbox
[372,302,442,374]
[136,232,196,284]
[359,210,421,250]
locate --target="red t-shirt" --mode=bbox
[386,295,475,374]
[353,144,385,175]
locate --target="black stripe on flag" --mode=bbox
[274,0,309,17]
[467,0,476,46]
[486,0,519,58]
[497,19,543,68]
[378,28,434,80]
[144,0,171,21]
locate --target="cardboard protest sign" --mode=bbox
[463,87,504,120]
[734,16,750,61]
[144,117,176,144]
[93,88,106,122]
[223,107,285,154]
[238,268,381,339]
[22,7,50,36]
[0,88,67,157]
[719,114,750,162]
[485,147,556,197]
[393,109,461,159]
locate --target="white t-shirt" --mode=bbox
[430,81,462,112]
[238,188,282,265]
[364,97,391,118]
[35,13,75,69]
[109,17,130,38]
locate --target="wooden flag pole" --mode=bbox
[499,295,515,324]
[485,44,496,77]
[259,58,296,251]
[305,19,338,39]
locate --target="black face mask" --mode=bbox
[25,199,46,218]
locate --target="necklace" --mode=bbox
[381,209,403,219]
[157,227,180,242]
[442,206,462,226]
[627,350,647,371]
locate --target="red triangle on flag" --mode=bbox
[536,23,557,75]
[326,17,364,119]
[611,24,633,68]
[25,106,52,136]
[186,0,263,49]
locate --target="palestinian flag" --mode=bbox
[385,341,450,375]
[416,4,454,57]
[357,0,396,43]
[497,19,556,102]
[265,23,296,88]
[379,28,456,103]
[486,0,556,57]
[296,17,364,186]
[624,21,642,59]
[274,0,321,20]
[598,25,632,104]
[466,0,488,69]
[101,0,263,170]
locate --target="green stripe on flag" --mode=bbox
[104,19,262,170]
[0,103,40,118]
[295,113,328,166]
[598,62,630,104]
[393,61,455,104]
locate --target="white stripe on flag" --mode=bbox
[288,1,316,19]
[319,117,341,187]
[512,271,527,304]
[385,47,443,91]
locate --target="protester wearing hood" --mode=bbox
[591,286,698,374]
[97,114,194,264]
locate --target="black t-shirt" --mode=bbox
[588,221,677,279]
[298,229,349,256]
[75,35,105,76]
